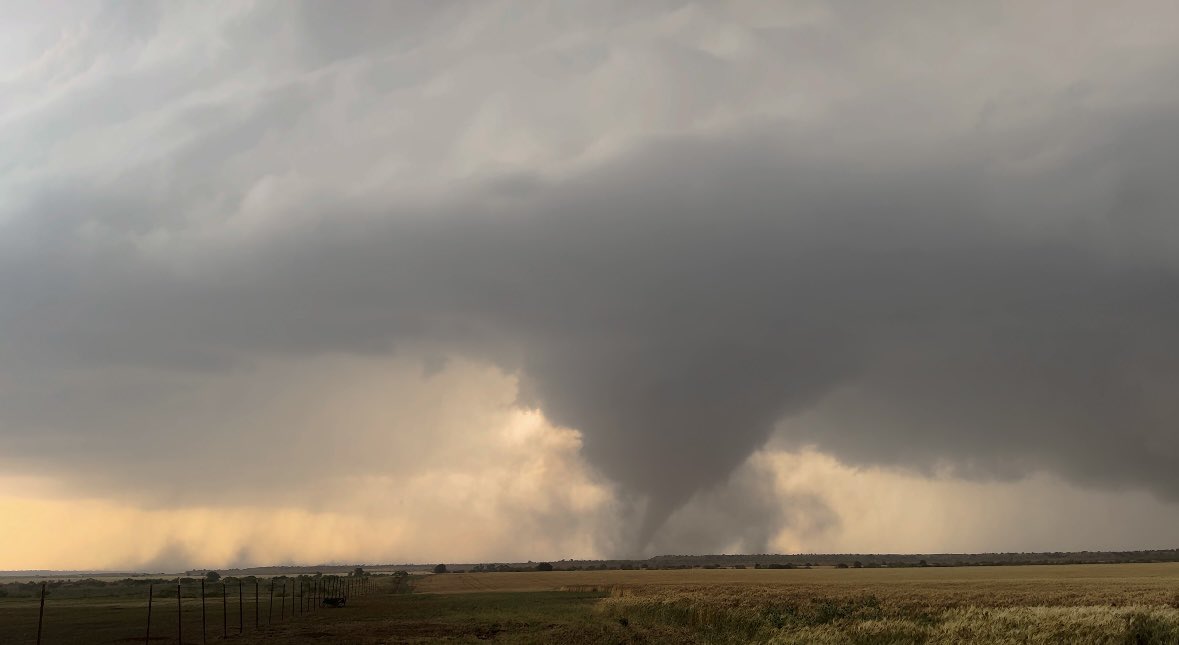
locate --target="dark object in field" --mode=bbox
[322,596,347,608]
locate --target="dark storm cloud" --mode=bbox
[11,114,1179,539]
[4,1,1179,552]
[649,459,838,556]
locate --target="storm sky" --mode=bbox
[5,1,1179,570]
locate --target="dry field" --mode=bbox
[7,564,1179,643]
[415,564,1179,643]
[415,562,1179,594]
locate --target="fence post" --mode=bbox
[255,581,259,629]
[36,582,46,645]
[222,582,227,639]
[238,580,243,635]
[177,583,182,644]
[280,583,286,621]
[268,579,274,625]
[144,584,153,645]
[202,579,207,645]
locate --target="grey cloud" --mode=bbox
[10,115,1179,548]
[3,1,1179,554]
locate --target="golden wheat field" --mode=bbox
[414,564,1179,643]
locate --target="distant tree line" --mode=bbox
[423,549,1179,574]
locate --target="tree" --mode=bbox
[536,562,553,571]
[205,571,221,582]
[433,564,448,574]
[353,567,365,577]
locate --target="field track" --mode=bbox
[415,561,1179,593]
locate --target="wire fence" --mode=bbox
[7,572,377,644]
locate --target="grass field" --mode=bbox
[414,562,1179,593]
[6,564,1179,643]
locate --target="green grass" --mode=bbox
[0,576,378,644]
[0,581,679,644]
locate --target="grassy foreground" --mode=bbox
[423,564,1179,643]
[7,564,1179,643]
[599,585,1179,644]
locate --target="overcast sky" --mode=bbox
[5,1,1179,570]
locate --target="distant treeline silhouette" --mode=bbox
[424,549,1179,573]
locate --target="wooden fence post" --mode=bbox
[238,580,244,635]
[268,579,274,625]
[144,584,153,645]
[36,582,46,645]
[222,582,227,639]
[255,581,259,629]
[202,579,207,645]
[280,583,286,621]
[176,583,182,644]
